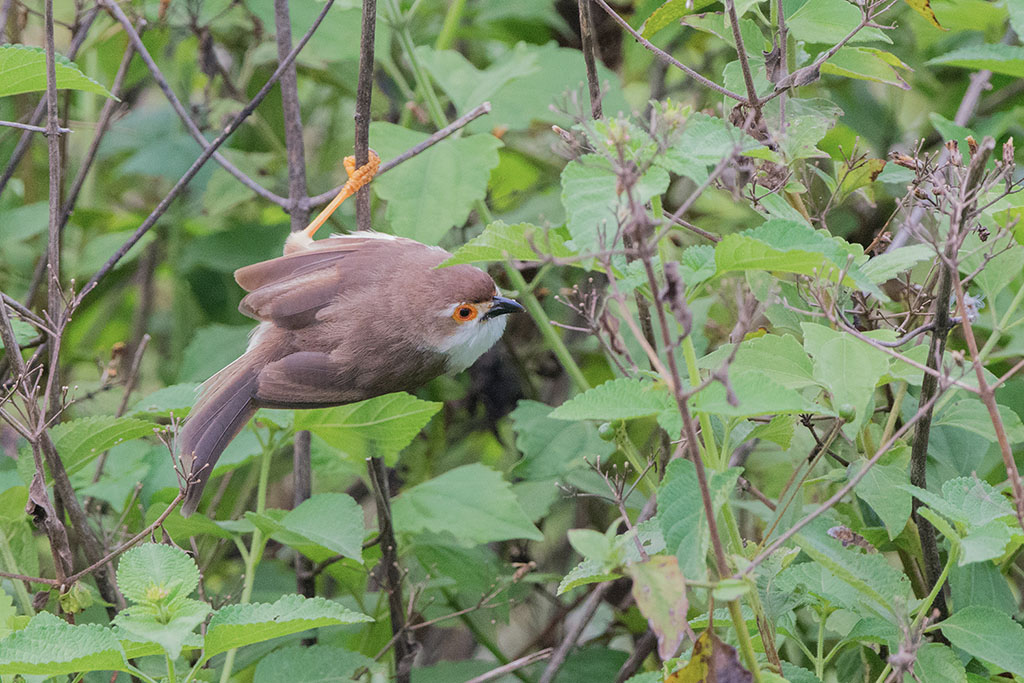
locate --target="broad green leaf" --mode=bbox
[941,477,1016,529]
[662,113,765,183]
[113,598,211,661]
[416,45,539,118]
[558,521,664,595]
[510,400,615,480]
[812,334,890,431]
[0,611,128,675]
[904,0,944,29]
[834,158,888,204]
[928,44,1024,79]
[747,415,797,449]
[114,627,203,660]
[0,316,35,350]
[562,154,669,256]
[254,644,375,683]
[49,415,156,480]
[558,558,620,595]
[933,399,1024,444]
[203,595,372,659]
[116,543,200,604]
[658,459,740,580]
[786,0,891,45]
[627,556,690,660]
[848,456,911,539]
[568,528,614,566]
[369,122,502,245]
[247,493,364,564]
[129,383,200,418]
[821,48,911,89]
[0,44,114,98]
[640,0,718,37]
[776,560,865,613]
[295,392,442,465]
[915,643,966,683]
[443,221,574,266]
[941,606,1024,676]
[861,244,935,283]
[679,245,717,287]
[794,518,913,618]
[699,333,818,390]
[550,378,673,422]
[715,219,883,300]
[950,561,1016,615]
[959,521,1013,565]
[774,98,844,161]
[689,371,828,420]
[178,324,251,383]
[392,464,542,544]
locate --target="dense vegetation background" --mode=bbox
[2,0,1024,681]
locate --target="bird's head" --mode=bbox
[421,263,524,372]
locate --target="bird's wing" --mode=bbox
[235,236,387,327]
[255,350,364,406]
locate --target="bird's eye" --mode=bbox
[453,305,478,322]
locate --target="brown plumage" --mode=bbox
[177,232,522,516]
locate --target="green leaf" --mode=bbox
[116,543,201,605]
[49,415,156,480]
[933,399,1024,444]
[369,122,502,245]
[941,606,1024,676]
[627,556,689,660]
[904,0,944,29]
[640,0,718,37]
[689,371,828,420]
[715,219,883,300]
[550,378,672,422]
[774,98,844,161]
[247,493,365,564]
[203,595,372,660]
[747,415,797,449]
[821,48,911,89]
[861,244,935,283]
[811,334,890,431]
[662,113,766,183]
[834,157,889,204]
[786,0,891,45]
[114,598,211,660]
[416,45,539,118]
[0,44,114,98]
[294,392,442,465]
[699,334,818,390]
[915,643,966,683]
[794,518,913,618]
[568,528,614,566]
[254,644,375,683]
[776,561,865,613]
[848,457,911,540]
[658,459,740,580]
[392,464,542,544]
[950,561,1016,615]
[510,400,615,480]
[178,324,252,383]
[959,521,1013,565]
[679,245,717,287]
[928,44,1024,79]
[558,558,620,595]
[129,383,200,418]
[0,611,128,675]
[443,221,574,266]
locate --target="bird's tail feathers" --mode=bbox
[178,355,260,516]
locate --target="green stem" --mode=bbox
[434,0,467,50]
[218,443,274,683]
[880,381,907,445]
[727,599,763,683]
[503,262,590,392]
[385,0,447,129]
[815,610,825,680]
[682,335,719,466]
[167,654,177,683]
[615,424,657,498]
[0,529,34,615]
[912,542,957,630]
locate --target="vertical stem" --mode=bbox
[42,0,62,422]
[577,0,603,120]
[354,0,377,230]
[273,0,315,603]
[435,0,467,51]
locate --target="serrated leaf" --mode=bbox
[254,644,375,683]
[116,543,200,604]
[443,221,574,266]
[557,558,620,595]
[662,113,766,183]
[715,219,883,300]
[862,244,935,283]
[640,0,718,37]
[928,44,1024,79]
[933,399,1024,444]
[747,415,797,448]
[568,528,614,566]
[821,48,911,90]
[699,334,818,391]
[114,598,211,660]
[510,400,615,480]
[370,123,502,244]
[246,493,364,564]
[628,556,690,660]
[689,371,828,421]
[392,464,542,544]
[915,643,966,683]
[550,378,673,422]
[812,334,890,431]
[679,245,717,287]
[294,392,441,465]
[959,521,1013,565]
[776,561,865,612]
[848,457,911,540]
[49,415,156,480]
[0,611,128,675]
[941,606,1024,676]
[203,595,372,659]
[786,0,891,45]
[0,44,114,98]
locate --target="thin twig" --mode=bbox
[591,0,745,102]
[466,649,554,683]
[0,119,71,134]
[577,0,603,119]
[74,0,338,308]
[353,0,377,231]
[101,0,288,208]
[537,582,611,683]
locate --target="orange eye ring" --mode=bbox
[452,304,478,322]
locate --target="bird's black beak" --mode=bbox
[485,295,525,319]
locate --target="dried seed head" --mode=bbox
[890,152,918,170]
[946,140,961,165]
[1003,137,1015,170]
[966,135,978,156]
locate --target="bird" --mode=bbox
[176,229,524,516]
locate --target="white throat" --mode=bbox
[434,316,507,373]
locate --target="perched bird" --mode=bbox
[177,230,523,516]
